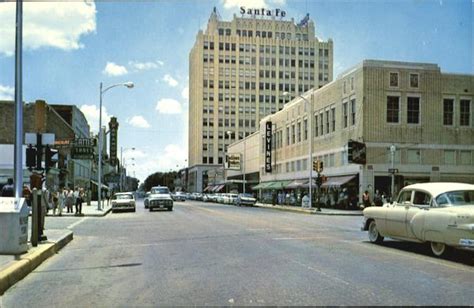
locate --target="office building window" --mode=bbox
[325,110,330,134]
[387,96,400,123]
[460,99,471,126]
[389,72,398,87]
[343,102,348,128]
[460,151,472,165]
[303,119,308,140]
[407,97,420,124]
[444,150,456,165]
[331,107,336,132]
[409,73,419,88]
[350,99,356,125]
[286,127,290,145]
[407,149,421,164]
[291,124,295,144]
[314,115,318,137]
[297,122,301,142]
[443,99,454,126]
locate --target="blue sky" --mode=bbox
[0,0,472,182]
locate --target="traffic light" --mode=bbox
[317,160,323,173]
[26,145,37,171]
[312,160,318,171]
[348,139,366,164]
[45,146,58,172]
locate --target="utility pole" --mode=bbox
[13,0,23,199]
[390,144,396,200]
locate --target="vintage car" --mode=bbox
[171,191,186,202]
[111,192,136,213]
[234,193,257,206]
[362,182,474,257]
[148,186,173,211]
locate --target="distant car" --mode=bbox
[362,182,474,257]
[111,192,136,213]
[148,186,173,211]
[171,191,186,202]
[235,193,257,206]
[144,191,151,209]
[223,193,238,204]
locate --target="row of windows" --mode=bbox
[386,96,471,126]
[202,118,256,128]
[218,28,311,41]
[203,41,329,57]
[202,82,316,96]
[264,149,473,176]
[389,72,419,88]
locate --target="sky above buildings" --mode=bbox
[0,0,472,183]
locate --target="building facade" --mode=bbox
[244,60,473,205]
[187,8,333,191]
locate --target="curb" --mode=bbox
[254,204,363,216]
[0,231,73,295]
[43,207,112,218]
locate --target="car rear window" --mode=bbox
[152,187,170,194]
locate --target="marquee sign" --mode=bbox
[265,121,272,173]
[71,138,95,160]
[109,117,119,166]
[225,154,241,170]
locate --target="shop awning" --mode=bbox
[286,179,306,189]
[213,184,225,192]
[251,182,272,190]
[203,185,213,192]
[266,180,293,190]
[321,175,356,188]
[91,180,110,190]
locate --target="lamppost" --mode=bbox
[283,91,314,209]
[120,146,135,191]
[98,81,134,210]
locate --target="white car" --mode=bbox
[362,182,474,257]
[148,186,173,211]
[111,192,136,213]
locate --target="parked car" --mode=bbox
[361,182,474,257]
[111,192,136,213]
[171,191,186,202]
[144,191,151,209]
[148,186,173,211]
[223,193,238,204]
[235,193,257,206]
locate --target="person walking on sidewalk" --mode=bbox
[75,188,84,215]
[66,187,74,213]
[73,187,80,215]
[51,189,59,216]
[1,178,14,197]
[362,190,371,209]
[57,187,66,216]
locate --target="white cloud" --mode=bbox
[181,86,189,100]
[103,62,128,77]
[79,104,112,134]
[0,2,96,56]
[127,115,150,128]
[155,98,182,114]
[135,144,186,175]
[128,60,162,71]
[0,85,14,100]
[163,74,178,87]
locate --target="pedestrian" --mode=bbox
[66,187,74,213]
[76,188,84,215]
[362,190,371,208]
[301,194,309,208]
[74,187,81,215]
[51,189,59,216]
[1,178,14,197]
[374,190,383,206]
[22,184,32,207]
[57,187,66,216]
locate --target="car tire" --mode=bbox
[168,207,173,211]
[132,207,136,212]
[149,208,153,212]
[430,242,450,257]
[368,220,384,244]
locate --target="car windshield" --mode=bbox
[435,190,474,206]
[115,194,133,200]
[151,188,169,194]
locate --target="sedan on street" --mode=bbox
[361,182,474,257]
[235,193,257,206]
[111,192,136,213]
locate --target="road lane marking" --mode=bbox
[67,217,87,229]
[273,236,329,240]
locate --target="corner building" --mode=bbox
[257,60,473,204]
[188,8,333,192]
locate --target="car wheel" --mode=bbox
[149,208,152,212]
[368,220,384,244]
[168,207,173,211]
[430,242,450,257]
[132,207,136,212]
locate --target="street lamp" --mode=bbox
[283,91,314,209]
[120,146,135,191]
[98,81,134,210]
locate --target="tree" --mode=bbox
[143,171,178,191]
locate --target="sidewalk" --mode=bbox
[46,200,112,217]
[0,228,73,295]
[254,202,363,216]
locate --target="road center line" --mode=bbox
[67,217,87,229]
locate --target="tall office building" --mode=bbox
[188,7,333,191]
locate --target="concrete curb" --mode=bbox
[0,231,73,295]
[254,203,363,216]
[43,206,112,218]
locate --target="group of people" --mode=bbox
[48,187,86,216]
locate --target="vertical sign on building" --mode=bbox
[109,117,119,166]
[265,121,272,172]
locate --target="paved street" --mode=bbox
[1,199,473,306]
